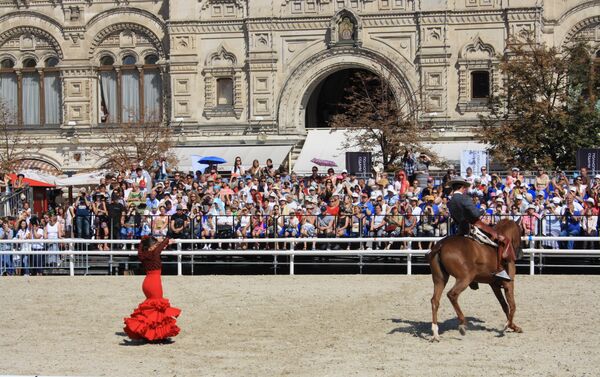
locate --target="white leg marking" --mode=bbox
[431,323,440,342]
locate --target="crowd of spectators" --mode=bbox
[1,158,599,275]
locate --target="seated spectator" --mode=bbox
[169,204,189,239]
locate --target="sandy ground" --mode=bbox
[0,275,599,377]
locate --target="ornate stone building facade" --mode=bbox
[0,0,598,173]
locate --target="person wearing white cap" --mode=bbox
[446,177,511,281]
[582,197,598,247]
[522,204,540,236]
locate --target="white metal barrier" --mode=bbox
[0,235,598,276]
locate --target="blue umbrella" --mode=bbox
[198,156,226,165]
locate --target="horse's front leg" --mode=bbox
[503,281,522,333]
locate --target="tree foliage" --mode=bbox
[98,112,178,172]
[0,101,41,173]
[328,70,439,171]
[477,35,600,170]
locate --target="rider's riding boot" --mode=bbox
[494,244,511,281]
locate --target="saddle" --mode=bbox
[466,226,498,248]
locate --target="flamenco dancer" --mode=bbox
[123,236,181,342]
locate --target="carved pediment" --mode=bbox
[460,36,495,60]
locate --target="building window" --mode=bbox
[217,78,233,106]
[0,56,61,126]
[471,71,490,99]
[98,53,162,124]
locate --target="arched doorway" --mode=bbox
[277,48,416,134]
[305,68,375,128]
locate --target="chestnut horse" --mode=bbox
[427,219,523,341]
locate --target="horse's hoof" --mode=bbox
[512,326,523,333]
[430,336,440,343]
[458,324,467,336]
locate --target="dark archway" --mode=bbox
[305,68,374,128]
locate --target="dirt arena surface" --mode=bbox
[0,275,598,377]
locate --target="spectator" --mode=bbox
[0,219,14,276]
[170,204,189,239]
[74,189,92,239]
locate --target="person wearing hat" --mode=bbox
[522,204,540,235]
[447,177,511,281]
[582,198,598,248]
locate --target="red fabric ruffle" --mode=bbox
[123,298,181,341]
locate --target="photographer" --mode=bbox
[74,188,92,239]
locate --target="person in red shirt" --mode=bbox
[326,193,341,216]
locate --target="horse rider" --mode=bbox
[447,177,511,281]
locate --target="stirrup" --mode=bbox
[494,270,511,281]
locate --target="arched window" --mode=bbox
[0,56,61,126]
[98,53,162,123]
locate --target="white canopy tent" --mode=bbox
[54,170,109,187]
[174,145,293,173]
[293,129,365,174]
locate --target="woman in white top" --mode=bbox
[30,222,45,275]
[14,220,31,276]
[45,214,63,266]
[231,156,245,178]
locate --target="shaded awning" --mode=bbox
[293,129,364,174]
[174,145,293,173]
[8,173,55,188]
[14,159,61,175]
[54,170,108,187]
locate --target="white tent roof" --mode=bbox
[54,171,108,187]
[293,129,364,174]
[174,145,293,173]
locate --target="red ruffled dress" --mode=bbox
[123,237,181,341]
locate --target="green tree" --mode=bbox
[328,70,439,171]
[478,36,600,170]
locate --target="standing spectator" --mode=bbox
[541,202,561,249]
[44,213,63,266]
[0,219,14,276]
[14,219,31,276]
[74,189,92,239]
[30,220,44,275]
[107,193,125,240]
[401,149,416,183]
[582,198,598,250]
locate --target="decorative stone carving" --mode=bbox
[199,0,247,19]
[0,27,63,59]
[456,36,498,114]
[328,8,362,48]
[202,45,243,119]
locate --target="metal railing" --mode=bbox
[0,186,32,217]
[0,235,599,276]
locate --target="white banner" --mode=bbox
[460,150,487,177]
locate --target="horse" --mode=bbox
[427,219,523,342]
